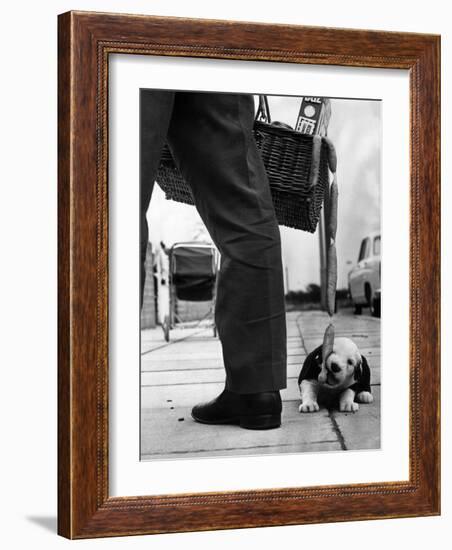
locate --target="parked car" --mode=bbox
[348,232,381,317]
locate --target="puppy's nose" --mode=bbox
[330,363,341,373]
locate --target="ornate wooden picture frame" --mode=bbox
[58,11,440,538]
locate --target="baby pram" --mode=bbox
[162,242,219,342]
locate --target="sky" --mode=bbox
[146,94,381,291]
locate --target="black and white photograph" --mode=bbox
[139,91,381,460]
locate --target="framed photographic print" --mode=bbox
[58,11,440,538]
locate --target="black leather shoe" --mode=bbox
[191,389,282,430]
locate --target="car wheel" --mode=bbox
[354,304,362,315]
[371,297,381,318]
[364,283,372,309]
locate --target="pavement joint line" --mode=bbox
[141,362,304,373]
[141,328,208,356]
[141,375,302,388]
[141,440,341,457]
[143,352,305,360]
[328,413,348,451]
[295,313,310,356]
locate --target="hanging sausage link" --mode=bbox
[319,138,338,382]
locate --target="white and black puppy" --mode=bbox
[298,337,373,413]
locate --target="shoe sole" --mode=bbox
[191,412,281,430]
[240,413,281,430]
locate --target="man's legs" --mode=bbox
[140,90,175,305]
[167,92,287,396]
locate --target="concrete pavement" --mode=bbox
[140,309,380,460]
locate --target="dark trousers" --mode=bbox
[140,91,287,394]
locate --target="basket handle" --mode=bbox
[255,95,271,123]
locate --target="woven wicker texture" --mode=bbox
[156,120,333,233]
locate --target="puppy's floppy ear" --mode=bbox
[354,360,363,382]
[354,354,372,389]
[298,345,323,384]
[357,354,372,393]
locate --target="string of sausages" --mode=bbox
[309,136,338,382]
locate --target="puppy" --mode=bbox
[298,337,373,413]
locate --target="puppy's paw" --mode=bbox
[339,401,359,413]
[356,391,374,404]
[299,401,320,413]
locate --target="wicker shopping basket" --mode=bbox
[156,96,336,233]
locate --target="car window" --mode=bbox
[358,238,370,261]
[374,236,381,256]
